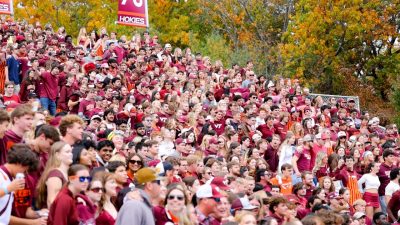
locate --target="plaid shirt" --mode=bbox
[195,207,217,225]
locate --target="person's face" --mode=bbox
[77,149,91,166]
[106,112,115,122]
[128,155,143,172]
[317,189,326,200]
[137,127,146,136]
[271,137,281,148]
[90,119,100,129]
[5,84,14,94]
[68,122,83,141]
[345,158,354,168]
[304,174,313,186]
[166,189,186,212]
[239,214,257,225]
[15,114,34,132]
[377,215,388,224]
[274,203,288,216]
[211,162,220,175]
[282,168,293,177]
[214,196,229,219]
[99,146,113,162]
[105,178,118,197]
[0,121,9,137]
[231,165,241,176]
[323,178,331,190]
[355,203,366,212]
[58,144,73,165]
[70,169,90,192]
[115,165,128,184]
[86,180,103,203]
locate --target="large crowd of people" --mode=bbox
[0,17,399,225]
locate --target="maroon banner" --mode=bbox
[0,0,13,15]
[117,0,149,28]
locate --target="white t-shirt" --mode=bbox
[0,168,13,225]
[385,181,400,197]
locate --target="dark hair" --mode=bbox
[35,124,61,142]
[107,161,126,173]
[269,196,287,213]
[390,168,400,180]
[293,182,304,195]
[372,212,386,223]
[255,169,266,182]
[72,145,87,165]
[365,162,375,173]
[7,144,38,170]
[97,140,115,151]
[306,195,321,209]
[382,149,395,159]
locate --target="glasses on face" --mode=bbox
[212,197,220,203]
[90,187,103,193]
[168,195,185,201]
[129,159,143,165]
[78,176,92,182]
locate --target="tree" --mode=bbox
[280,0,400,121]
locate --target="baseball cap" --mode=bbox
[337,131,347,138]
[158,161,174,176]
[315,133,322,139]
[165,43,172,48]
[91,115,102,121]
[348,98,355,103]
[100,63,109,68]
[196,184,223,199]
[175,138,186,145]
[353,212,366,219]
[303,134,313,142]
[135,168,160,185]
[231,197,258,211]
[210,177,229,191]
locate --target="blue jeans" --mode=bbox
[40,98,56,116]
[379,196,387,214]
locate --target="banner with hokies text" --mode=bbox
[117,0,149,28]
[0,0,13,15]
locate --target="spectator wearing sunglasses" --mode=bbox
[97,172,118,225]
[76,176,103,225]
[126,153,144,183]
[48,164,90,225]
[153,186,191,225]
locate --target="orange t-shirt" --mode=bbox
[270,176,293,195]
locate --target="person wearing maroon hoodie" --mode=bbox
[39,64,60,115]
[12,125,60,221]
[0,110,10,165]
[268,196,289,225]
[3,104,34,153]
[211,110,226,136]
[264,134,281,172]
[378,149,396,214]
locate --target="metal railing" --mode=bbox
[309,94,360,110]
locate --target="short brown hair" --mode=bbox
[35,124,60,142]
[269,196,288,213]
[0,110,10,124]
[59,115,84,136]
[186,155,200,166]
[10,104,34,124]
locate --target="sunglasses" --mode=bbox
[78,176,92,182]
[168,195,185,201]
[212,197,220,203]
[90,187,103,193]
[129,159,143,165]
[102,149,113,153]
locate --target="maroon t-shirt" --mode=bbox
[294,147,312,172]
[257,124,276,139]
[40,72,59,101]
[211,118,226,135]
[388,190,400,222]
[378,163,394,196]
[78,99,96,117]
[264,145,279,172]
[48,187,80,225]
[274,122,288,141]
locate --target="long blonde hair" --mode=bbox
[312,151,327,176]
[36,141,69,209]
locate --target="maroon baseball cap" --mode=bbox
[211,177,229,191]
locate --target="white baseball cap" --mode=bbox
[196,184,223,199]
